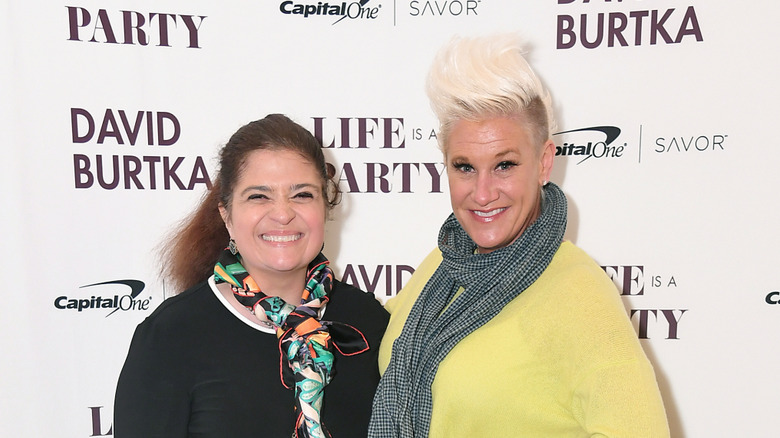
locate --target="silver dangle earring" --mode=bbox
[229,238,238,255]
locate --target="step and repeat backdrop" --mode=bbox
[1,1,778,436]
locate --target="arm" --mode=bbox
[556,246,670,437]
[113,322,190,438]
[572,357,670,437]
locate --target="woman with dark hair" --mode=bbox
[114,114,388,438]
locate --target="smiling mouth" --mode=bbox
[473,208,506,218]
[262,234,301,243]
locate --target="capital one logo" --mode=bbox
[54,279,151,317]
[553,126,626,164]
[279,0,381,24]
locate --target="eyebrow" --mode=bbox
[448,149,519,162]
[240,183,320,196]
[492,150,518,160]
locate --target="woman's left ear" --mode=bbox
[218,203,231,234]
[539,140,555,185]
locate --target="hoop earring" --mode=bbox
[229,238,238,255]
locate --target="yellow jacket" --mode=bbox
[379,241,670,437]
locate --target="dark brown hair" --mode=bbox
[161,114,341,293]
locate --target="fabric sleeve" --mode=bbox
[378,248,442,374]
[113,321,190,438]
[571,357,670,437]
[556,246,670,437]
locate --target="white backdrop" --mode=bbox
[2,1,779,436]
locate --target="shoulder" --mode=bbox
[384,247,442,314]
[133,281,216,340]
[330,279,387,313]
[541,241,616,297]
[146,281,213,318]
[416,247,443,272]
[327,279,389,332]
[533,241,626,321]
[528,241,645,361]
[552,241,606,275]
[377,248,442,374]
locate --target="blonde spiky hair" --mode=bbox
[426,33,555,151]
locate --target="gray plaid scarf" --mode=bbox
[368,182,567,437]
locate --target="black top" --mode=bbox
[114,278,389,438]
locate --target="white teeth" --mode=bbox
[474,208,505,217]
[262,234,301,242]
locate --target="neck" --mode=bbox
[250,268,307,305]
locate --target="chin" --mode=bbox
[473,238,503,252]
[472,230,516,252]
[273,261,307,272]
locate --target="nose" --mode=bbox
[269,199,295,224]
[473,172,499,206]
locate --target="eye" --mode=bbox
[293,191,314,200]
[496,161,517,171]
[247,193,269,201]
[451,161,474,173]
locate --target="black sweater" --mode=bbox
[114,278,389,437]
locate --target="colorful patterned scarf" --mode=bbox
[214,250,369,438]
[368,182,568,437]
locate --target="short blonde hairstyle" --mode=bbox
[426,34,555,151]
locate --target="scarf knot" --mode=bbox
[215,251,369,438]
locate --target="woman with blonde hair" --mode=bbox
[369,35,669,437]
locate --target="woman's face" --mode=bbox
[220,149,326,282]
[445,116,554,254]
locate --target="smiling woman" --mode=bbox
[445,116,554,254]
[218,149,328,304]
[114,114,389,438]
[369,34,670,438]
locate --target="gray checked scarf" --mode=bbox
[368,182,567,437]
